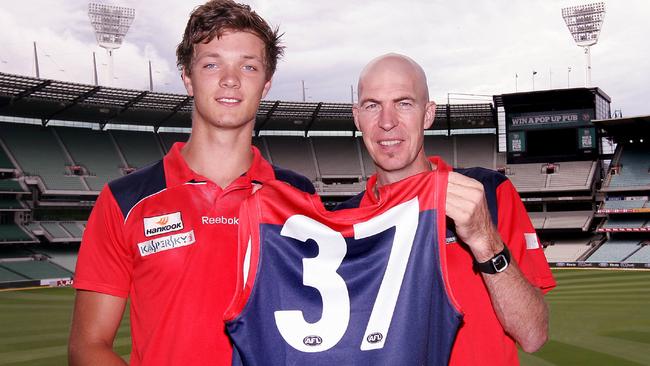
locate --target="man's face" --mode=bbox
[353,59,435,185]
[182,31,271,130]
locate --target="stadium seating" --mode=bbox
[252,136,271,161]
[0,265,30,282]
[55,126,124,191]
[624,245,650,263]
[312,137,363,177]
[0,197,25,210]
[507,161,595,192]
[0,122,86,191]
[424,136,455,165]
[266,136,318,181]
[601,199,647,212]
[110,130,164,169]
[609,146,650,188]
[547,161,596,189]
[159,132,189,152]
[455,135,496,169]
[585,239,642,262]
[34,245,79,272]
[0,223,35,243]
[0,259,73,280]
[543,239,593,262]
[528,211,593,230]
[0,146,15,170]
[0,179,25,192]
[506,163,547,191]
[602,217,647,229]
[27,221,83,242]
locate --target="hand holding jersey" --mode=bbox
[446,171,505,263]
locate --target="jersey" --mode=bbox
[73,142,313,366]
[336,156,556,366]
[225,167,462,366]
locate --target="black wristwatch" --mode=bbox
[475,246,511,274]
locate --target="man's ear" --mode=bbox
[261,78,272,99]
[181,67,194,97]
[424,101,436,129]
[352,103,361,131]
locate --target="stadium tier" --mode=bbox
[265,136,319,180]
[110,130,165,169]
[0,259,73,280]
[543,239,593,262]
[625,245,650,263]
[159,132,189,152]
[0,122,87,192]
[599,198,648,213]
[0,179,26,192]
[0,197,26,210]
[608,145,650,188]
[585,239,643,262]
[312,137,363,177]
[0,223,36,243]
[26,221,84,243]
[0,145,14,170]
[506,161,597,193]
[528,211,593,231]
[55,126,124,191]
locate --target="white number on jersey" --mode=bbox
[274,197,420,352]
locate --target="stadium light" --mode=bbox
[561,2,606,87]
[88,3,136,86]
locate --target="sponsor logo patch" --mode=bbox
[137,230,195,257]
[524,233,540,249]
[201,216,239,225]
[144,212,183,237]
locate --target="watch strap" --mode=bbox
[475,245,511,274]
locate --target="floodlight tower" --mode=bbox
[88,3,135,86]
[561,2,605,87]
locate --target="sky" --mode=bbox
[1,0,648,117]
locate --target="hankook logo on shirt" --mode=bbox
[137,230,196,257]
[201,216,239,225]
[143,212,183,237]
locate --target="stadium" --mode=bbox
[1,1,649,365]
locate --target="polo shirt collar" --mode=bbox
[163,142,275,188]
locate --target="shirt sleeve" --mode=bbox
[496,179,556,294]
[73,185,133,298]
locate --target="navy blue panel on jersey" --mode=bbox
[454,167,507,227]
[272,165,316,194]
[108,160,166,218]
[228,209,461,365]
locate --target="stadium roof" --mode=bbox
[0,72,496,133]
[593,115,650,141]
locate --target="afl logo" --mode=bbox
[303,335,323,346]
[367,332,383,344]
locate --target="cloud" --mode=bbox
[1,0,648,116]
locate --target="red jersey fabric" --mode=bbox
[351,156,556,366]
[74,142,313,366]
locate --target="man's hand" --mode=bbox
[445,172,503,262]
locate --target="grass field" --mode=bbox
[0,269,649,365]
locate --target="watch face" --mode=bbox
[493,254,508,272]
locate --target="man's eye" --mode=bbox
[397,101,413,109]
[364,103,379,111]
[243,65,257,71]
[204,63,218,70]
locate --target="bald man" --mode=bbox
[339,53,556,365]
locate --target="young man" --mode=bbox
[341,53,556,365]
[68,1,312,365]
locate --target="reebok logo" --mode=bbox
[201,216,239,225]
[144,212,183,237]
[137,230,196,257]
